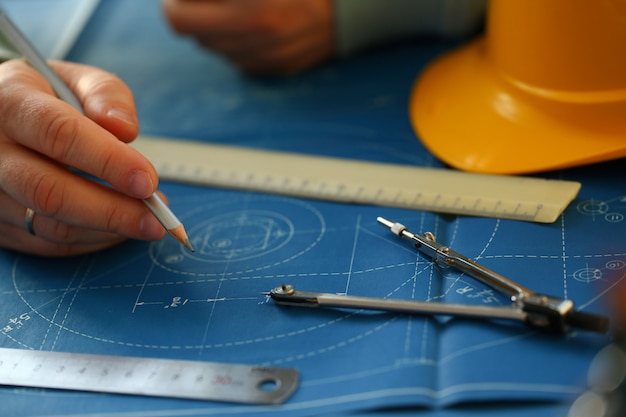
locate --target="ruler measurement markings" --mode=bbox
[134,136,580,223]
[0,348,298,404]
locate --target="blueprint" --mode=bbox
[0,1,623,416]
[1,182,619,416]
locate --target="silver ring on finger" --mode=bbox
[24,208,36,236]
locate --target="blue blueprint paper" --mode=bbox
[1,1,623,416]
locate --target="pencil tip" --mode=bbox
[183,238,195,252]
[167,224,194,252]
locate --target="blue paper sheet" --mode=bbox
[1,1,622,416]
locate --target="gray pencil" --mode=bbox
[0,9,194,252]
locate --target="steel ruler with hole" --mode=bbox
[133,135,581,223]
[0,348,299,404]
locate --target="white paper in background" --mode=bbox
[0,0,100,59]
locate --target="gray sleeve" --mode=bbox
[334,0,487,56]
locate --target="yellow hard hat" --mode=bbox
[410,0,626,174]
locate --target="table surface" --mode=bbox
[1,1,624,416]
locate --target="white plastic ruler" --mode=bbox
[133,135,581,223]
[0,348,298,404]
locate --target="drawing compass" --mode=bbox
[265,217,610,334]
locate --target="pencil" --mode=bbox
[143,194,194,252]
[0,9,194,252]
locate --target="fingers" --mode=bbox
[1,194,112,243]
[0,190,127,257]
[0,56,166,257]
[163,0,242,34]
[197,28,334,74]
[0,60,157,200]
[50,61,140,143]
[0,142,167,242]
[0,222,125,257]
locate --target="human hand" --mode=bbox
[0,59,167,257]
[162,0,334,74]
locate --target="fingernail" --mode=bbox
[107,107,137,126]
[128,170,154,198]
[139,212,167,240]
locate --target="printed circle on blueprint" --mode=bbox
[6,194,327,353]
[150,196,325,275]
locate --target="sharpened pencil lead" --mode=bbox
[166,223,194,252]
[183,238,195,252]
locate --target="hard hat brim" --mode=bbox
[410,38,626,174]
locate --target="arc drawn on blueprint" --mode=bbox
[2,191,620,379]
[5,195,418,360]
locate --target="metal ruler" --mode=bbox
[133,135,581,223]
[0,348,298,404]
